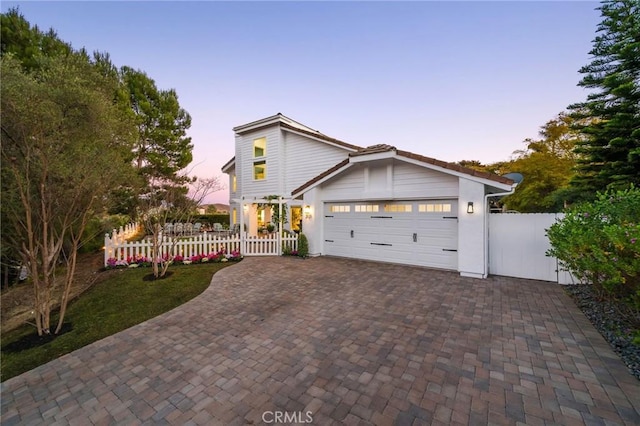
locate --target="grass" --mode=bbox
[1,261,234,382]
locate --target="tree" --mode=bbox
[502,113,581,212]
[139,176,223,279]
[0,8,71,72]
[568,0,640,198]
[1,54,135,335]
[547,186,640,325]
[121,66,193,186]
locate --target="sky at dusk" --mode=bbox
[3,1,601,204]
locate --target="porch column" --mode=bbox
[278,196,283,255]
[240,197,246,254]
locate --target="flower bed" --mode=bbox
[106,250,242,269]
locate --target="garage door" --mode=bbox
[323,200,458,270]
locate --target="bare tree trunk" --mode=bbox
[55,247,77,334]
[152,223,160,278]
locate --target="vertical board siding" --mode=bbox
[489,213,575,284]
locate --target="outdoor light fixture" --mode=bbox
[467,202,474,214]
[304,205,312,220]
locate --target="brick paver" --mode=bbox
[2,257,639,425]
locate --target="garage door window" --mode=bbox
[330,205,351,213]
[355,204,379,212]
[418,203,452,213]
[384,204,412,212]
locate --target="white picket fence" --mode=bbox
[104,228,298,266]
[489,213,576,284]
[108,223,141,244]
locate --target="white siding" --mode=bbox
[321,166,366,200]
[283,131,351,194]
[392,162,458,198]
[320,160,459,201]
[237,126,281,197]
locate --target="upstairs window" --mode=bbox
[232,174,237,192]
[253,160,266,180]
[253,137,266,158]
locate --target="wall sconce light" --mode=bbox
[304,205,312,220]
[467,202,474,214]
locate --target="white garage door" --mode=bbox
[323,200,458,270]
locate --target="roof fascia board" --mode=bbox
[349,151,396,162]
[233,115,282,133]
[397,155,514,190]
[221,157,235,173]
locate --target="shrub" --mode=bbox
[546,186,640,321]
[297,233,309,258]
[80,214,131,253]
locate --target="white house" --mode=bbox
[222,113,516,278]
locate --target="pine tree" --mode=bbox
[569,0,640,198]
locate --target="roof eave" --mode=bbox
[221,157,235,173]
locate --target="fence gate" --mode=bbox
[489,213,575,284]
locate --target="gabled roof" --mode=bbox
[292,144,514,197]
[222,113,361,174]
[233,113,319,134]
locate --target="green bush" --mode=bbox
[80,214,131,253]
[297,233,309,258]
[546,187,640,319]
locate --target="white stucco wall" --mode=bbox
[457,178,486,278]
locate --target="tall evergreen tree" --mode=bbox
[569,0,640,198]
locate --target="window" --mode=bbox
[252,137,267,180]
[253,160,266,180]
[253,137,266,158]
[418,203,452,213]
[384,204,412,213]
[355,204,379,213]
[232,174,237,192]
[330,205,351,213]
[232,208,237,224]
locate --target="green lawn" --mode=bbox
[1,262,234,381]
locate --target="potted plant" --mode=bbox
[266,223,275,233]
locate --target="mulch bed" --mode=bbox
[564,284,640,381]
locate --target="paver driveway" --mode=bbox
[2,257,639,425]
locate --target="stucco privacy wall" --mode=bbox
[457,178,486,278]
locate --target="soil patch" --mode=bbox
[142,271,174,281]
[564,284,640,380]
[1,252,117,334]
[2,323,73,353]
